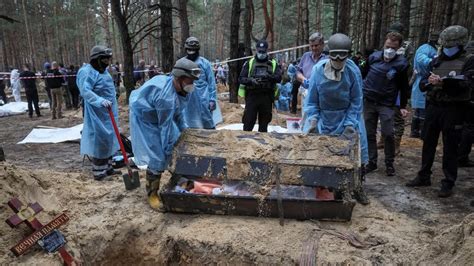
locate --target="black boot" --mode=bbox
[365,162,377,174]
[406,176,431,187]
[386,163,395,176]
[438,185,453,198]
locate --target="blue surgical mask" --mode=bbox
[443,46,459,57]
[256,52,267,60]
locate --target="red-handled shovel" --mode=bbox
[108,106,140,190]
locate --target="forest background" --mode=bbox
[1,0,473,102]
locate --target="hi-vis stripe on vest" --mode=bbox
[238,58,278,98]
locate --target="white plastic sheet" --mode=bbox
[0,102,29,117]
[0,102,50,117]
[217,123,288,133]
[17,124,83,144]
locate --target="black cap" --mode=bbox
[256,40,268,52]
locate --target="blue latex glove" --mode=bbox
[303,79,310,89]
[209,100,216,111]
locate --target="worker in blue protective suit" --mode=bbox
[302,33,370,205]
[130,57,200,209]
[410,32,439,138]
[181,37,218,129]
[275,81,292,111]
[77,45,121,180]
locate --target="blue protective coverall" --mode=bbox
[182,56,217,129]
[303,59,369,164]
[287,63,297,83]
[76,64,119,159]
[129,75,188,172]
[411,44,438,109]
[275,82,292,111]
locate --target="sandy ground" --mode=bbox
[0,99,473,265]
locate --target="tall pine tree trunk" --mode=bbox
[337,0,351,34]
[111,0,135,103]
[333,0,339,34]
[419,0,433,45]
[443,0,454,28]
[400,0,411,38]
[229,0,241,103]
[21,0,35,67]
[244,0,253,55]
[371,0,383,49]
[178,0,190,56]
[160,0,174,72]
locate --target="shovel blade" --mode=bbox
[123,171,140,190]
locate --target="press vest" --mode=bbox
[238,58,277,97]
[427,52,472,103]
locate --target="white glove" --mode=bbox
[302,88,308,98]
[102,99,112,108]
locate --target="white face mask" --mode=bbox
[384,48,397,60]
[330,59,346,71]
[183,83,194,93]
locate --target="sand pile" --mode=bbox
[417,213,474,264]
[219,100,244,124]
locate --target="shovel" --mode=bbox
[108,106,140,190]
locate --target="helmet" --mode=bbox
[90,45,112,60]
[184,37,200,50]
[43,62,51,69]
[171,58,201,80]
[327,33,352,60]
[439,25,468,47]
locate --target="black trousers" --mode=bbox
[243,92,273,132]
[69,84,80,109]
[291,80,301,114]
[458,106,474,163]
[364,100,395,166]
[418,103,465,188]
[0,85,7,103]
[410,108,426,138]
[25,88,41,116]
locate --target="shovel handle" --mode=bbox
[107,106,130,165]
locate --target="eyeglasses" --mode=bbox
[329,50,349,60]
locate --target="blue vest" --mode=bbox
[363,51,408,106]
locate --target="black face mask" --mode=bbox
[90,57,110,73]
[186,51,199,61]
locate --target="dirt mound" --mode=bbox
[417,213,474,264]
[219,101,244,124]
[1,105,474,265]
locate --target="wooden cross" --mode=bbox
[5,198,77,265]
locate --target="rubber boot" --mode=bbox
[146,170,162,210]
[354,165,370,205]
